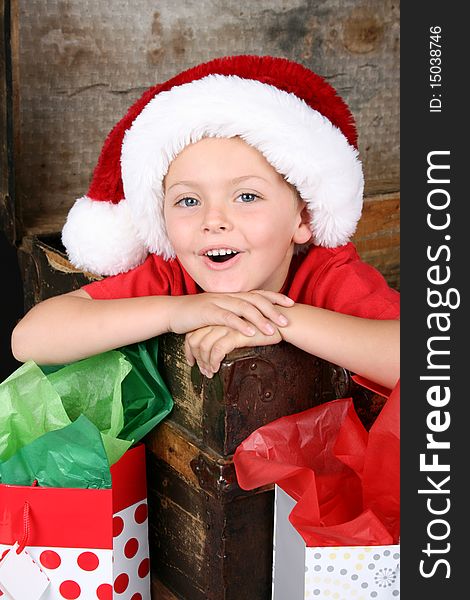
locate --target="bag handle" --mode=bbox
[16,501,30,554]
[16,480,37,554]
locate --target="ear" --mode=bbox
[293,204,313,245]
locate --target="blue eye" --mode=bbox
[237,193,259,203]
[177,197,200,207]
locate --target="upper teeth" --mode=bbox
[206,249,238,256]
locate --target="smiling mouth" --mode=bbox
[204,248,240,263]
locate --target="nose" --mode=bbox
[201,203,233,233]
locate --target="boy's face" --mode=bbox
[163,137,311,293]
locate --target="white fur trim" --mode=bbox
[62,196,147,275]
[121,74,364,260]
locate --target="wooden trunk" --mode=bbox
[145,335,382,600]
[1,2,398,598]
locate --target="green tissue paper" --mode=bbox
[0,337,173,488]
[0,415,112,488]
[0,361,70,462]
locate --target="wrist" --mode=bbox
[166,295,185,334]
[276,303,298,342]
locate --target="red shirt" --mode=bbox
[83,243,399,320]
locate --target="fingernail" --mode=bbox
[285,296,295,304]
[246,327,256,336]
[265,324,275,335]
[278,315,288,326]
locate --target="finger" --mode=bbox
[185,326,228,376]
[250,289,295,307]
[216,304,276,336]
[185,327,216,367]
[210,307,258,336]
[227,294,289,330]
[199,366,213,378]
[185,330,212,370]
[197,327,230,369]
[184,333,197,366]
[209,332,238,372]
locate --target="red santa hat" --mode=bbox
[62,55,364,276]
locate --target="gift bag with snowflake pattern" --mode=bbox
[272,486,399,600]
[234,382,401,600]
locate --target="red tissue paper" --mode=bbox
[233,380,400,548]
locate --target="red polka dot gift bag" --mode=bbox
[0,338,173,599]
[0,444,151,600]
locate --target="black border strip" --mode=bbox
[401,4,466,598]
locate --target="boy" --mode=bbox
[11,55,399,390]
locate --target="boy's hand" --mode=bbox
[168,291,294,337]
[184,324,283,377]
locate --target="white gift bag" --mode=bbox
[272,486,400,599]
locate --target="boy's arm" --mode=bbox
[11,288,292,365]
[185,303,399,390]
[11,289,177,365]
[277,303,399,390]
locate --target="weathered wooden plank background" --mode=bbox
[10,0,400,287]
[1,4,400,597]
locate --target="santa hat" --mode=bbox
[62,55,364,276]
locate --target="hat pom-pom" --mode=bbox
[62,196,148,276]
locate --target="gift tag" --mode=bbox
[0,543,50,599]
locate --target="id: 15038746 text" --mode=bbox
[429,26,443,113]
